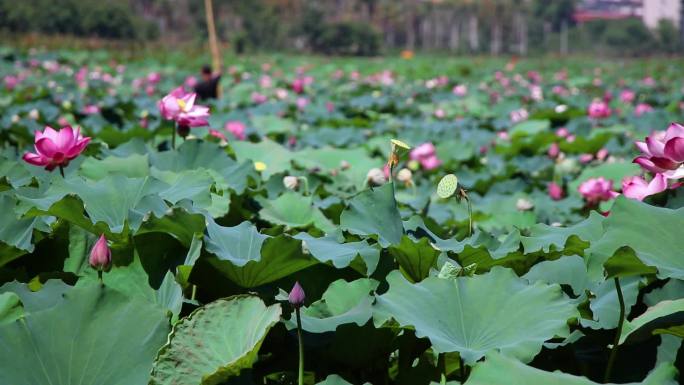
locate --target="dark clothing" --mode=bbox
[194,75,221,100]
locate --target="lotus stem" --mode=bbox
[459,356,466,384]
[191,284,197,301]
[97,269,103,285]
[59,165,65,178]
[298,177,310,196]
[437,353,446,383]
[604,277,625,383]
[466,196,472,237]
[296,307,304,385]
[172,123,177,150]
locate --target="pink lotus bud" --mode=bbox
[578,177,618,204]
[289,281,305,308]
[89,235,111,271]
[225,121,246,140]
[548,143,560,159]
[548,182,564,201]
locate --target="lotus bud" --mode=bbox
[366,167,387,186]
[89,234,111,271]
[288,281,305,308]
[29,109,40,120]
[396,168,413,186]
[516,198,534,211]
[283,176,299,190]
[340,160,351,170]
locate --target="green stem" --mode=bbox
[59,165,65,178]
[191,284,197,301]
[604,277,625,383]
[172,124,177,150]
[465,196,472,237]
[296,307,304,385]
[97,270,103,285]
[459,356,466,384]
[437,353,446,383]
[299,177,310,196]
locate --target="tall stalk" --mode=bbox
[296,307,304,385]
[604,277,625,383]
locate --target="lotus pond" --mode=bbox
[1,50,684,385]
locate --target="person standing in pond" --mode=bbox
[194,64,221,100]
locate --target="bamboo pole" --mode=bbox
[204,0,222,98]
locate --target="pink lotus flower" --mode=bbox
[225,121,246,140]
[22,126,90,171]
[434,108,445,119]
[184,76,197,88]
[326,101,335,113]
[556,127,570,138]
[588,99,611,119]
[510,108,528,123]
[596,148,609,161]
[292,78,305,94]
[621,174,667,201]
[252,92,267,104]
[4,75,19,90]
[89,234,112,271]
[620,89,636,104]
[579,154,594,164]
[548,182,564,200]
[578,177,618,204]
[634,123,684,178]
[83,105,100,115]
[260,75,272,89]
[452,84,467,96]
[296,97,309,111]
[158,87,210,127]
[147,72,161,85]
[634,103,654,117]
[410,143,442,171]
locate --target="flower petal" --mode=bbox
[35,137,58,158]
[664,137,684,163]
[22,152,49,166]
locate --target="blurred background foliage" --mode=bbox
[0,0,682,56]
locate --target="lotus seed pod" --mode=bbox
[437,174,458,199]
[283,176,299,190]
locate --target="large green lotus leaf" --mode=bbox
[153,168,213,206]
[0,194,37,263]
[340,183,404,247]
[316,375,358,385]
[210,235,317,288]
[0,283,170,385]
[257,192,316,228]
[374,267,578,364]
[205,219,269,266]
[294,233,380,275]
[286,278,378,333]
[644,279,684,306]
[510,119,551,138]
[619,299,684,345]
[150,295,281,385]
[79,153,150,180]
[0,292,22,325]
[149,140,253,194]
[476,193,537,232]
[137,208,206,247]
[587,197,684,280]
[251,114,295,134]
[520,212,604,254]
[581,276,642,330]
[231,138,294,179]
[0,279,72,313]
[523,256,590,296]
[389,235,440,282]
[568,162,640,198]
[464,352,677,385]
[296,147,377,189]
[656,334,682,366]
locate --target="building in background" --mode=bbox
[574,0,643,23]
[642,0,681,29]
[575,0,681,30]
